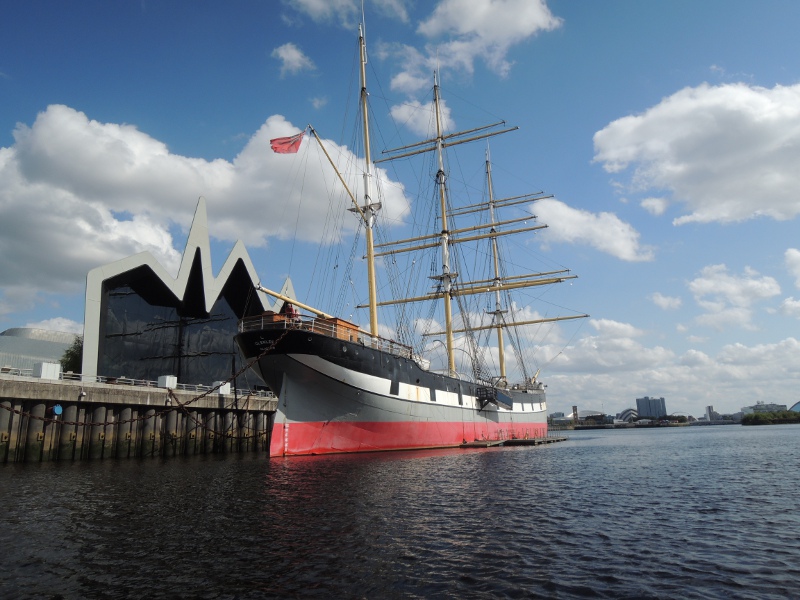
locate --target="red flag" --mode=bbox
[270,131,305,154]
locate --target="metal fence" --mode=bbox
[0,367,273,398]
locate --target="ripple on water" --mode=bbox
[1,426,799,599]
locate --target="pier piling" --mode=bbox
[0,374,276,463]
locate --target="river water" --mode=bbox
[1,424,798,599]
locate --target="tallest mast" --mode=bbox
[433,71,457,375]
[359,24,380,337]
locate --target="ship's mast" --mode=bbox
[365,74,586,381]
[433,71,457,375]
[485,147,507,381]
[359,24,380,337]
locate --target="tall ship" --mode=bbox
[235,25,586,456]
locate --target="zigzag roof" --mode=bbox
[81,197,294,377]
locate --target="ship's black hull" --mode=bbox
[235,322,547,456]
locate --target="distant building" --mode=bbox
[741,401,788,414]
[550,410,607,426]
[706,405,716,421]
[550,412,565,418]
[790,401,800,413]
[0,328,75,372]
[616,408,638,422]
[636,396,667,419]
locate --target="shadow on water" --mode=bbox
[1,425,799,599]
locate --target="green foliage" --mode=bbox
[742,410,800,425]
[60,335,83,373]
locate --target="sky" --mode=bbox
[3,0,800,418]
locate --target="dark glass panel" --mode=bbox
[97,259,262,388]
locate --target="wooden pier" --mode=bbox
[460,436,567,448]
[0,373,277,463]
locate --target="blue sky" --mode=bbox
[3,0,800,417]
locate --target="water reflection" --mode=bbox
[1,426,799,599]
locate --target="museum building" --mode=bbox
[81,198,290,388]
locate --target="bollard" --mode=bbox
[58,404,78,461]
[175,411,185,455]
[164,410,178,457]
[262,412,275,452]
[41,404,63,462]
[140,409,157,457]
[240,412,253,453]
[0,400,11,463]
[116,408,133,459]
[204,411,217,454]
[24,403,46,462]
[89,405,107,459]
[186,410,200,455]
[222,411,235,453]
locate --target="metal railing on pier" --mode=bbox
[0,367,273,398]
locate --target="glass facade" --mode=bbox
[97,255,262,387]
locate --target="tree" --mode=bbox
[60,335,83,373]
[742,410,800,425]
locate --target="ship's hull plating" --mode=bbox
[236,327,547,456]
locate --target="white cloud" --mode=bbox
[779,297,800,318]
[375,0,410,22]
[650,292,682,310]
[271,43,315,77]
[590,318,644,339]
[641,197,668,216]
[687,264,781,330]
[679,348,711,367]
[289,0,410,26]
[0,105,411,315]
[421,306,800,416]
[24,317,83,334]
[1,106,188,311]
[593,82,800,225]
[384,0,561,94]
[288,0,360,25]
[557,319,673,373]
[417,0,561,77]
[716,338,800,368]
[390,99,454,136]
[418,0,560,40]
[694,306,752,331]
[544,327,800,417]
[786,248,800,288]
[380,44,430,95]
[311,96,328,109]
[535,198,654,262]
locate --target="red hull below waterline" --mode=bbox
[269,419,548,456]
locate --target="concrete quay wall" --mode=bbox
[0,375,277,463]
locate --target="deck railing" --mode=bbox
[238,314,414,360]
